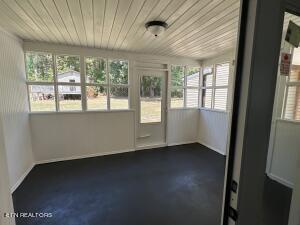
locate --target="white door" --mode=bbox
[136,70,167,148]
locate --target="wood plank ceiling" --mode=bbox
[0,0,240,59]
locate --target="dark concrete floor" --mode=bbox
[13,144,226,225]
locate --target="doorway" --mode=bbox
[136,70,167,148]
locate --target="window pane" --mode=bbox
[202,74,213,87]
[56,55,80,83]
[26,52,54,82]
[171,88,184,108]
[140,76,162,123]
[171,65,184,86]
[202,89,212,108]
[187,67,200,87]
[290,66,300,82]
[284,86,300,120]
[110,86,129,109]
[86,57,106,83]
[214,88,228,111]
[58,85,82,111]
[109,59,128,85]
[86,86,107,110]
[216,63,230,86]
[186,88,199,108]
[28,85,55,112]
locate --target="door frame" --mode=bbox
[136,69,168,147]
[222,0,300,225]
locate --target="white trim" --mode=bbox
[36,148,135,165]
[135,143,167,151]
[11,163,35,193]
[199,107,229,114]
[268,173,294,189]
[29,109,135,115]
[167,141,197,146]
[198,141,226,156]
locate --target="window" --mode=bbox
[170,65,200,108]
[283,65,300,121]
[26,52,56,112]
[26,52,129,112]
[140,75,162,123]
[56,55,82,111]
[201,63,230,111]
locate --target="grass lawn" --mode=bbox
[30,97,185,122]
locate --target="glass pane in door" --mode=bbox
[140,75,162,123]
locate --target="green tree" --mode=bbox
[26,53,53,81]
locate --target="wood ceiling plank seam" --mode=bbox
[123,0,172,50]
[2,0,48,42]
[112,0,146,50]
[148,0,237,54]
[21,0,61,43]
[157,21,238,56]
[66,0,88,46]
[102,0,119,48]
[161,14,239,55]
[157,8,239,55]
[169,27,238,56]
[106,0,133,49]
[164,31,237,57]
[165,0,201,27]
[0,1,37,40]
[100,0,106,48]
[131,0,215,51]
[119,0,160,50]
[53,0,81,45]
[93,0,105,47]
[80,0,94,47]
[14,0,55,42]
[184,34,237,56]
[181,29,238,54]
[29,0,68,44]
[40,0,74,45]
[157,5,239,52]
[0,10,35,40]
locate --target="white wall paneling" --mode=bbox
[30,111,135,163]
[267,120,300,188]
[167,109,199,145]
[198,109,229,155]
[0,28,34,192]
[0,0,239,59]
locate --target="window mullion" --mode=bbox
[53,54,59,112]
[81,56,87,111]
[106,59,110,110]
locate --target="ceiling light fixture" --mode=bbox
[145,21,168,37]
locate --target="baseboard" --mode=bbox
[135,143,167,151]
[197,140,226,156]
[268,173,294,189]
[11,163,35,193]
[36,148,135,165]
[167,140,197,146]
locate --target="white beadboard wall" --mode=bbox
[0,117,15,225]
[197,50,235,155]
[268,120,300,187]
[0,28,34,191]
[30,111,135,164]
[167,109,199,145]
[198,110,229,155]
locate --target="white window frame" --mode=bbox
[282,66,300,121]
[200,62,230,112]
[170,65,201,109]
[26,51,130,113]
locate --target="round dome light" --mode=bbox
[145,21,168,37]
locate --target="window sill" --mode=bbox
[198,107,228,113]
[29,109,135,115]
[168,107,199,110]
[276,118,300,124]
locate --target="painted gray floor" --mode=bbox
[13,144,226,225]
